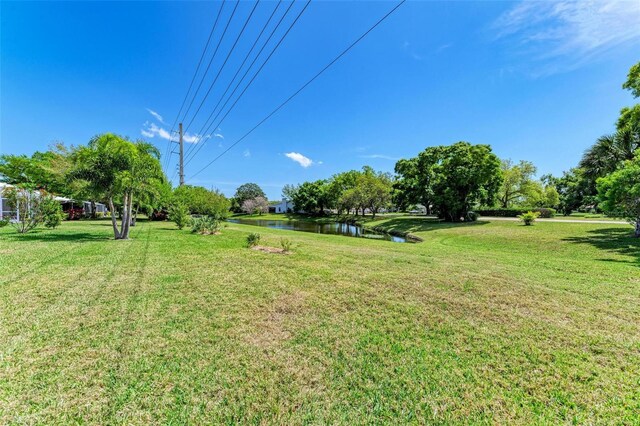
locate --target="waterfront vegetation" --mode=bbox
[1,217,638,423]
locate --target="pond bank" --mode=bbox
[231,213,424,242]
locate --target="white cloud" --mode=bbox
[146,108,165,124]
[285,152,313,168]
[359,154,399,161]
[243,149,251,157]
[492,1,640,76]
[213,133,224,139]
[141,122,206,144]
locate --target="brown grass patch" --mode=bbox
[246,291,307,348]
[251,245,291,255]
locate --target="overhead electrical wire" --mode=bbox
[183,0,295,162]
[163,0,226,173]
[182,0,262,136]
[184,0,309,166]
[188,0,406,181]
[179,0,240,126]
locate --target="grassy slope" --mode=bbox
[0,218,638,424]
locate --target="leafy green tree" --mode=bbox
[430,142,502,221]
[40,197,65,229]
[291,180,330,215]
[327,170,360,213]
[545,168,594,215]
[393,155,439,214]
[168,202,191,230]
[172,185,230,219]
[497,160,537,208]
[395,142,502,221]
[520,180,560,208]
[622,61,640,98]
[281,184,299,201]
[68,133,165,240]
[597,156,640,237]
[350,170,392,218]
[233,183,266,211]
[0,145,71,195]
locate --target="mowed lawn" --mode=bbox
[0,217,638,424]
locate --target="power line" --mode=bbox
[188,0,406,181]
[179,0,240,127]
[183,0,293,162]
[184,0,308,166]
[163,0,226,173]
[182,0,261,136]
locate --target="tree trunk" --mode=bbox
[635,219,640,238]
[91,200,97,219]
[108,197,121,239]
[120,192,133,239]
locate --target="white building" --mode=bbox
[0,183,16,220]
[270,199,294,214]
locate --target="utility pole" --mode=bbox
[178,122,185,186]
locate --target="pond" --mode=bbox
[227,218,411,243]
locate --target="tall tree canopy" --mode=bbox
[232,183,266,212]
[597,156,640,237]
[497,160,537,208]
[0,145,70,195]
[68,133,165,240]
[395,142,502,221]
[291,180,331,215]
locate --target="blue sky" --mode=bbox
[2,1,639,199]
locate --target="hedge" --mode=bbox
[474,208,556,218]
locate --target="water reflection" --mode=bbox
[227,218,409,243]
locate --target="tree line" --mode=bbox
[2,61,639,237]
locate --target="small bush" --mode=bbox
[246,232,261,247]
[518,211,540,226]
[280,237,292,252]
[169,203,191,230]
[466,211,479,222]
[475,207,555,218]
[191,216,221,235]
[0,219,8,228]
[41,197,65,229]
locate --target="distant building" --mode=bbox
[269,199,294,214]
[0,183,15,220]
[0,182,106,220]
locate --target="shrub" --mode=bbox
[191,216,221,235]
[475,207,555,218]
[0,219,8,228]
[246,232,261,247]
[518,211,540,226]
[40,197,65,229]
[466,211,479,222]
[280,237,292,252]
[168,203,191,230]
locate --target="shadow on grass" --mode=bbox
[562,227,640,265]
[371,217,489,234]
[2,231,111,243]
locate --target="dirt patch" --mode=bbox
[251,245,291,255]
[246,291,306,348]
[0,249,14,255]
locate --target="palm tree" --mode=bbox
[579,127,639,178]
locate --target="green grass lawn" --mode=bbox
[1,218,639,424]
